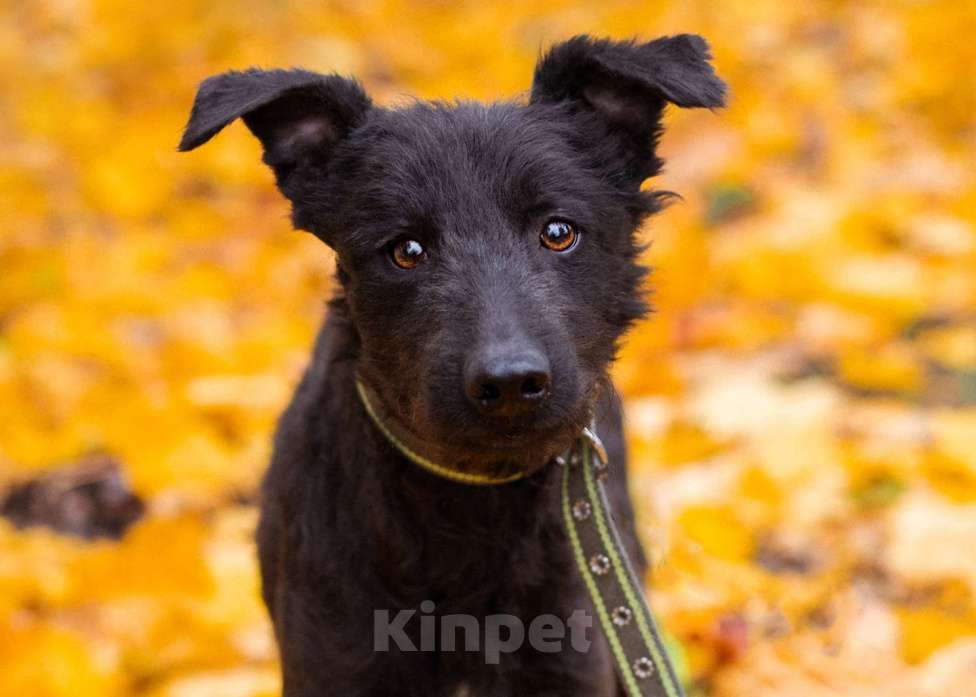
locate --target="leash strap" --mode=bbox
[561,432,684,697]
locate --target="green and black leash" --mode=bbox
[561,429,683,697]
[357,380,683,697]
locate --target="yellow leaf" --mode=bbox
[918,325,976,370]
[677,505,753,562]
[898,607,976,664]
[71,515,213,602]
[0,625,121,697]
[838,344,924,394]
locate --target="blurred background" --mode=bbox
[2,1,975,695]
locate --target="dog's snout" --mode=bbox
[465,350,551,417]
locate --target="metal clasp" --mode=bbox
[580,426,608,466]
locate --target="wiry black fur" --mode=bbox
[180,34,725,697]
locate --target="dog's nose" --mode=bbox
[465,350,551,417]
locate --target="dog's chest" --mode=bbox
[394,486,571,601]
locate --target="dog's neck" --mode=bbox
[322,292,571,479]
[310,295,562,497]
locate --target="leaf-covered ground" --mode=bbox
[1,1,975,695]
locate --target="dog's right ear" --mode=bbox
[179,69,371,193]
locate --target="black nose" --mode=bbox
[465,350,551,417]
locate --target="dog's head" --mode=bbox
[180,35,725,473]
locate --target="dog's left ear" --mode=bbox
[179,68,371,193]
[531,35,726,181]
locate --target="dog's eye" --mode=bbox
[540,220,579,253]
[390,239,428,269]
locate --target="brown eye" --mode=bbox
[390,239,427,269]
[540,220,579,252]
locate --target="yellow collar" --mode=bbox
[355,379,528,486]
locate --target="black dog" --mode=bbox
[180,34,725,697]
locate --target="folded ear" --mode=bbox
[531,35,726,181]
[179,69,372,190]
